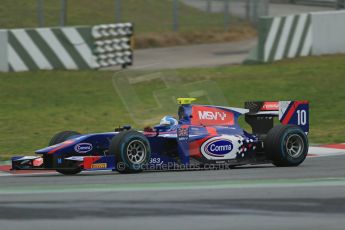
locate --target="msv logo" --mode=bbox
[74,143,93,154]
[202,138,233,157]
[198,111,227,121]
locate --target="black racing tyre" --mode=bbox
[56,168,82,175]
[109,130,151,174]
[49,131,82,175]
[264,125,308,167]
[49,131,81,146]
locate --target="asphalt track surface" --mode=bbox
[104,39,256,71]
[1,155,345,230]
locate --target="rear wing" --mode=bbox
[245,101,309,135]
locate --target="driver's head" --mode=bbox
[159,116,178,127]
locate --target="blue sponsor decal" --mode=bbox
[74,143,93,154]
[204,139,233,157]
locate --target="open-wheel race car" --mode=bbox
[12,98,309,175]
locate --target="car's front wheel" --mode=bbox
[49,131,82,175]
[109,130,151,174]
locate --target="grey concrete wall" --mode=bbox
[0,30,8,72]
[312,10,345,55]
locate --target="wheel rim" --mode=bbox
[126,140,146,164]
[285,134,304,158]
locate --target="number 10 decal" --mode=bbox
[297,110,307,126]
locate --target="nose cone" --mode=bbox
[35,139,76,155]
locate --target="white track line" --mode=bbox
[308,146,345,158]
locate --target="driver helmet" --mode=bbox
[159,116,178,127]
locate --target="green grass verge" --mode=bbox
[1,55,345,160]
[0,0,229,33]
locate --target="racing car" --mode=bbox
[11,98,309,175]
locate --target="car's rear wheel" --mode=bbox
[109,130,151,174]
[264,125,308,167]
[49,131,82,175]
